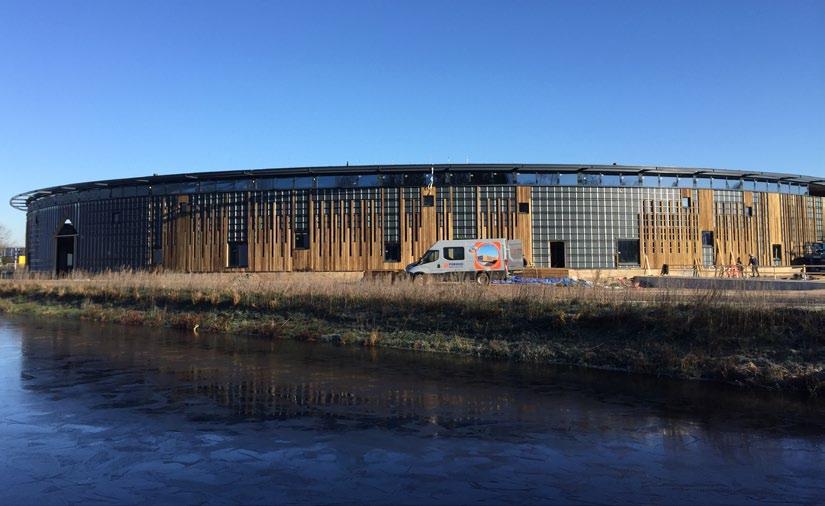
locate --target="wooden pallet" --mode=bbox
[520,267,570,278]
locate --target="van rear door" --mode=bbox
[506,240,524,270]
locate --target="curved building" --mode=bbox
[11,164,825,274]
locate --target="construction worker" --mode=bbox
[748,254,760,277]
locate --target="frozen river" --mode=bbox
[0,315,823,505]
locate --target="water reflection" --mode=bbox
[2,316,824,505]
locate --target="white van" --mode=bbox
[405,239,525,283]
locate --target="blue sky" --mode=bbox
[1,0,823,244]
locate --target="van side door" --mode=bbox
[442,245,468,272]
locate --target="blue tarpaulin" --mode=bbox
[492,275,592,287]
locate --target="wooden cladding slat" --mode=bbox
[160,185,536,272]
[640,197,699,268]
[160,186,822,272]
[640,190,821,268]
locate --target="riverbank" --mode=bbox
[1,272,824,396]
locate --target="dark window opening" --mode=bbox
[443,246,465,261]
[810,184,825,198]
[772,244,782,265]
[422,195,435,207]
[152,248,163,266]
[549,241,565,268]
[701,231,715,266]
[471,171,510,185]
[681,197,691,209]
[295,232,310,250]
[518,202,530,214]
[384,242,401,262]
[746,206,753,217]
[112,212,121,224]
[616,239,640,266]
[228,242,248,268]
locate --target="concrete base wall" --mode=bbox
[633,275,825,291]
[568,266,807,282]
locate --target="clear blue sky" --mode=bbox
[1,0,823,244]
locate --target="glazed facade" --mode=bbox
[13,164,825,273]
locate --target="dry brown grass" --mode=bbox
[3,269,823,310]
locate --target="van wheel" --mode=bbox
[476,272,490,285]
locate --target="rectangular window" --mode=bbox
[422,195,435,207]
[681,197,691,208]
[772,244,782,265]
[383,242,401,262]
[294,232,310,250]
[702,231,714,247]
[616,239,640,266]
[518,202,530,214]
[228,242,248,268]
[225,192,248,243]
[293,190,309,247]
[443,246,465,261]
[452,187,476,240]
[112,212,121,224]
[384,188,401,248]
[746,206,753,217]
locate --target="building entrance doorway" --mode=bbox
[549,241,566,268]
[56,220,77,275]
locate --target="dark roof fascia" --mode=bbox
[10,163,821,211]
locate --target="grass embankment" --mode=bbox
[1,272,824,395]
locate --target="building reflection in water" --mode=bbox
[15,317,825,450]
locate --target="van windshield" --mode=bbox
[418,250,439,265]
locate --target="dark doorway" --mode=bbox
[549,241,566,268]
[383,242,401,262]
[228,242,249,268]
[56,221,78,275]
[616,239,640,266]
